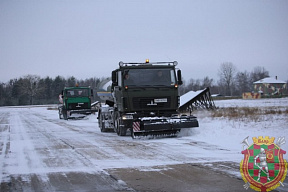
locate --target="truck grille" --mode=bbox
[132,97,171,109]
[68,103,89,110]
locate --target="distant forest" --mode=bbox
[0,63,287,106]
[0,75,104,106]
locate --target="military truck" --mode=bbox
[58,86,97,120]
[97,60,199,138]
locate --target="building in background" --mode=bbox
[253,76,287,96]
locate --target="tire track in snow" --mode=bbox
[0,109,51,190]
[14,109,134,191]
[19,111,103,172]
[27,110,182,169]
[0,111,11,182]
[33,110,232,169]
[16,107,241,174]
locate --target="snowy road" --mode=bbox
[0,98,288,191]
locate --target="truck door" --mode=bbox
[113,71,123,111]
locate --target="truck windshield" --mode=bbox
[123,68,176,86]
[65,89,89,97]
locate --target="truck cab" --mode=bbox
[58,86,96,120]
[111,61,182,117]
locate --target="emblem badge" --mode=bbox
[240,136,287,191]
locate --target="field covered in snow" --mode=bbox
[191,97,288,159]
[0,97,287,191]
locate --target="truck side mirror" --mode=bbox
[177,70,183,85]
[112,71,117,86]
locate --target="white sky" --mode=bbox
[1,0,288,83]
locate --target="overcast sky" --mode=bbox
[1,0,288,83]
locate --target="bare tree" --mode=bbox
[250,66,269,83]
[202,76,213,89]
[235,71,250,95]
[185,78,201,92]
[20,75,44,105]
[218,62,237,96]
[179,78,187,95]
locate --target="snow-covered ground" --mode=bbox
[190,97,288,158]
[0,97,287,191]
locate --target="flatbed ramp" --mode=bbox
[179,87,216,112]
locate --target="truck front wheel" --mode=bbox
[58,107,63,119]
[63,109,68,120]
[97,109,102,128]
[100,114,108,132]
[114,112,126,136]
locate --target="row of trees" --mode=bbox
[0,63,287,106]
[180,63,273,96]
[0,75,104,106]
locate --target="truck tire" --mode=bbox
[98,110,102,128]
[114,112,126,136]
[119,124,127,136]
[114,112,120,135]
[100,114,107,132]
[63,109,68,120]
[58,108,63,119]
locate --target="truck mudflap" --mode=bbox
[131,115,198,138]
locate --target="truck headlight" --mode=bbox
[122,115,133,120]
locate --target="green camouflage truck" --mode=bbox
[97,60,199,138]
[58,86,97,120]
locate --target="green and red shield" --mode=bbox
[240,142,287,192]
